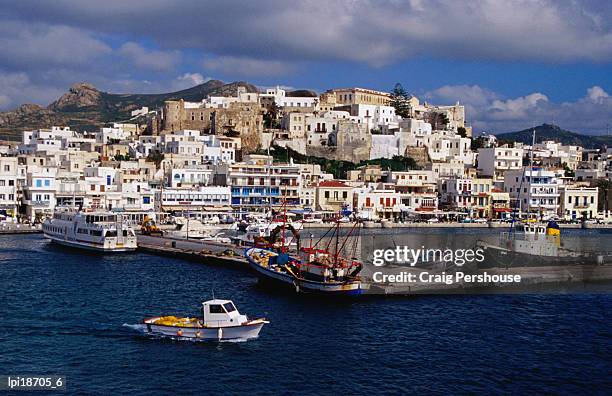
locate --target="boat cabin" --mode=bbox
[201,299,247,328]
[515,224,547,235]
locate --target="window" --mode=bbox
[0,180,4,186]
[35,180,42,187]
[209,305,224,314]
[44,180,50,187]
[223,302,236,313]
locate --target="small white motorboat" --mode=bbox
[142,299,268,341]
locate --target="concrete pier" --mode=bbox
[137,234,248,268]
[136,234,612,295]
[0,224,42,234]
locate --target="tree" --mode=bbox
[562,162,575,178]
[471,136,486,151]
[113,153,131,162]
[390,83,411,118]
[457,126,467,138]
[263,102,281,128]
[146,150,165,166]
[596,179,611,212]
[427,111,450,130]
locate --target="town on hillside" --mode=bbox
[0,84,609,226]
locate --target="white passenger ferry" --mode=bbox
[42,209,137,252]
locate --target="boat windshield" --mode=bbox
[223,302,236,313]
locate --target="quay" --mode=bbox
[368,264,612,295]
[302,222,612,229]
[137,234,248,268]
[136,234,612,295]
[0,224,42,235]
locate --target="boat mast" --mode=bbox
[281,185,287,252]
[527,128,535,219]
[334,211,340,266]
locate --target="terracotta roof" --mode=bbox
[317,180,350,188]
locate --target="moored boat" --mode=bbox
[142,299,268,341]
[477,221,599,268]
[246,247,368,294]
[244,204,368,295]
[43,208,137,252]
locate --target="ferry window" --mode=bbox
[209,305,224,314]
[223,303,236,313]
[123,230,128,237]
[105,230,117,237]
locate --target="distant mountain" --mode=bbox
[286,89,317,97]
[0,80,258,141]
[495,124,612,149]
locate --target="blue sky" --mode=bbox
[0,0,610,134]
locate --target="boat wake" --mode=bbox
[122,323,147,332]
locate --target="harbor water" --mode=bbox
[1,233,610,394]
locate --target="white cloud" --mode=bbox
[118,42,180,72]
[425,84,612,134]
[171,73,212,90]
[586,86,610,103]
[489,93,549,121]
[203,56,294,76]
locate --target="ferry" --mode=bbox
[42,209,137,252]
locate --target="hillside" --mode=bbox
[496,124,612,149]
[0,80,258,140]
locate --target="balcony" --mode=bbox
[25,200,51,207]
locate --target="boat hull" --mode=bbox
[142,321,265,340]
[246,248,368,295]
[46,234,137,252]
[479,244,597,268]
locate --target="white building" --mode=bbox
[344,104,398,131]
[504,169,559,218]
[154,186,231,211]
[23,166,58,221]
[259,86,318,109]
[478,146,524,182]
[170,166,215,188]
[559,186,598,220]
[0,157,19,218]
[388,170,438,213]
[353,185,402,220]
[96,127,130,144]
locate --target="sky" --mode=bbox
[0,0,611,134]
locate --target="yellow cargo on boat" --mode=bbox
[153,316,199,327]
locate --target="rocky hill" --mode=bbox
[496,124,612,149]
[0,80,258,140]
